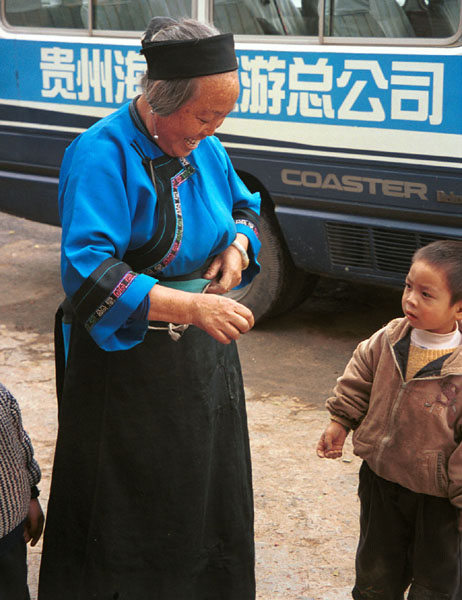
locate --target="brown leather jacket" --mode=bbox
[327,317,462,506]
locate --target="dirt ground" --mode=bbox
[0,212,403,599]
[0,330,361,599]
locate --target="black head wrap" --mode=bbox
[140,18,238,81]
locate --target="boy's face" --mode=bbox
[402,259,462,334]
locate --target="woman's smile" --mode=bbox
[184,136,200,150]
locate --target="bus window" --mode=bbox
[82,0,192,31]
[5,0,85,28]
[404,0,461,37]
[4,0,193,31]
[323,0,461,38]
[81,0,192,31]
[322,0,415,37]
[212,0,318,36]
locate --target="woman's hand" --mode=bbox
[147,279,254,344]
[190,293,254,344]
[203,233,249,295]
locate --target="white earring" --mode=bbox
[150,109,159,140]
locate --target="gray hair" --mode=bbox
[140,19,220,117]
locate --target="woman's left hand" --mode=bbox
[203,234,248,294]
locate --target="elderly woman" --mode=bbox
[38,17,261,600]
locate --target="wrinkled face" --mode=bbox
[402,260,462,334]
[154,71,239,157]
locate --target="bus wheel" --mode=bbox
[227,202,319,323]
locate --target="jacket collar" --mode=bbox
[386,317,462,378]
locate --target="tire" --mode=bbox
[227,201,319,322]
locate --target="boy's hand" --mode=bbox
[24,498,44,547]
[316,421,349,459]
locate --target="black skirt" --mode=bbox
[38,317,255,600]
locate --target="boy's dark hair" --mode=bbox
[412,240,462,304]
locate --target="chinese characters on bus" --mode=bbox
[39,46,444,126]
[40,46,145,103]
[238,54,444,126]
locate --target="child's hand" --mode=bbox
[316,421,349,459]
[24,498,44,547]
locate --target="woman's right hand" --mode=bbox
[147,284,254,345]
[190,293,254,344]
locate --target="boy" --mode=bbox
[0,382,44,599]
[317,240,462,599]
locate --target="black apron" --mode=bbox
[39,321,255,600]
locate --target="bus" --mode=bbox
[1,0,462,321]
